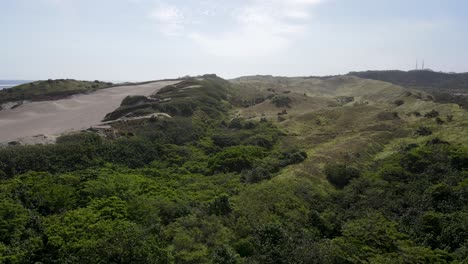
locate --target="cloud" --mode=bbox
[150,2,185,36]
[191,0,324,57]
[148,0,324,57]
[189,30,289,58]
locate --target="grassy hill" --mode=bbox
[0,79,113,106]
[103,75,230,122]
[0,74,466,263]
[348,70,468,108]
[231,75,467,179]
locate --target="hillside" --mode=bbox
[0,74,467,263]
[231,75,467,176]
[103,74,230,122]
[0,79,113,107]
[348,70,468,108]
[0,80,178,143]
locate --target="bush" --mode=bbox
[415,126,432,136]
[212,246,240,264]
[212,134,240,148]
[425,138,449,146]
[435,117,444,125]
[279,150,307,166]
[425,110,440,118]
[56,132,102,145]
[120,95,151,106]
[324,163,360,189]
[378,164,411,182]
[254,223,292,263]
[245,135,275,149]
[377,111,399,120]
[244,121,257,129]
[208,146,266,173]
[242,167,272,184]
[228,118,243,129]
[209,195,232,216]
[271,96,292,108]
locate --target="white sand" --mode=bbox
[0,81,178,143]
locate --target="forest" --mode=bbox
[0,76,467,263]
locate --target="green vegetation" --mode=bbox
[104,75,229,121]
[324,163,360,189]
[0,79,113,105]
[348,70,468,108]
[0,75,467,263]
[425,109,440,118]
[2,134,465,263]
[271,95,292,108]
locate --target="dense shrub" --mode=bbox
[415,126,432,136]
[120,95,151,106]
[241,167,272,184]
[228,118,243,129]
[425,109,440,118]
[209,195,232,216]
[324,163,360,189]
[435,117,445,125]
[271,96,292,108]
[279,150,307,166]
[208,146,266,173]
[244,135,275,149]
[56,132,102,145]
[212,134,240,148]
[377,111,399,120]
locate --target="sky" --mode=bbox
[1,0,467,81]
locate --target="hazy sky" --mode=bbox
[1,0,467,81]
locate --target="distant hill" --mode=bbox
[0,79,113,106]
[347,70,468,108]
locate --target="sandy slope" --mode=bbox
[0,81,178,143]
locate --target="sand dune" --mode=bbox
[0,81,178,143]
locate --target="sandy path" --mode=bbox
[0,81,178,143]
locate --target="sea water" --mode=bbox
[0,80,33,89]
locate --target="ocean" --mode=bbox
[0,80,33,89]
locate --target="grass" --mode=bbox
[231,75,468,184]
[103,75,231,121]
[348,70,468,108]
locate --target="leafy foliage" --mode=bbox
[271,95,292,108]
[0,75,467,263]
[208,146,266,173]
[324,163,361,189]
[104,75,230,121]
